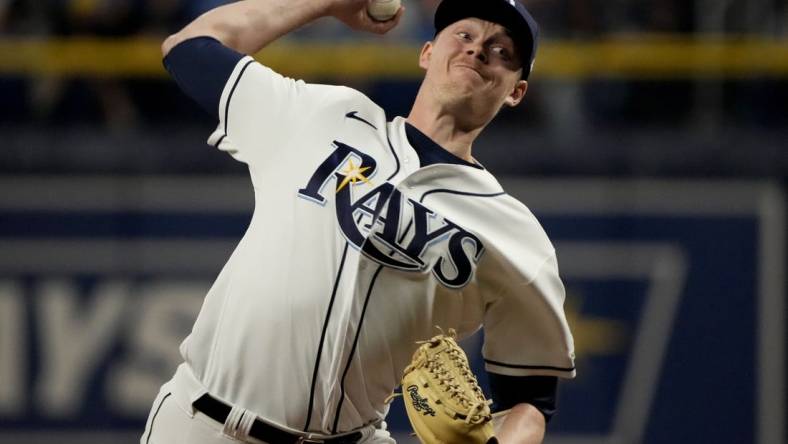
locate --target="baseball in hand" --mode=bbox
[367,0,401,22]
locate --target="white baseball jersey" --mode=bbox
[179,55,576,435]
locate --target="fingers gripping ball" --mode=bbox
[401,329,498,444]
[367,0,401,22]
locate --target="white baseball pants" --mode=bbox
[140,364,395,444]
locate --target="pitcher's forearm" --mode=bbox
[497,403,546,444]
[162,0,330,56]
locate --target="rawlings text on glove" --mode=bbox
[401,329,497,444]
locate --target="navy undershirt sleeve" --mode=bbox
[163,36,245,119]
[488,373,559,422]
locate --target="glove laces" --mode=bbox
[418,328,493,424]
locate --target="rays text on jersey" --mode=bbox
[298,142,484,288]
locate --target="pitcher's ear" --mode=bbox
[419,41,434,70]
[505,80,528,107]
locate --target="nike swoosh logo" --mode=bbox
[345,111,377,130]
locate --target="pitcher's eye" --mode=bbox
[492,46,511,60]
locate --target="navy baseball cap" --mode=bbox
[434,0,539,79]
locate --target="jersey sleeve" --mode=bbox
[468,195,576,379]
[165,36,350,167]
[205,52,346,167]
[482,251,576,378]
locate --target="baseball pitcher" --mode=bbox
[141,1,576,443]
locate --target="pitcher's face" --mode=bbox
[419,17,528,113]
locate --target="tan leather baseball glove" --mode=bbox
[400,329,498,444]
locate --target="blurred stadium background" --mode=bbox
[0,0,785,443]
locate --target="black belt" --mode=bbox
[192,394,362,444]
